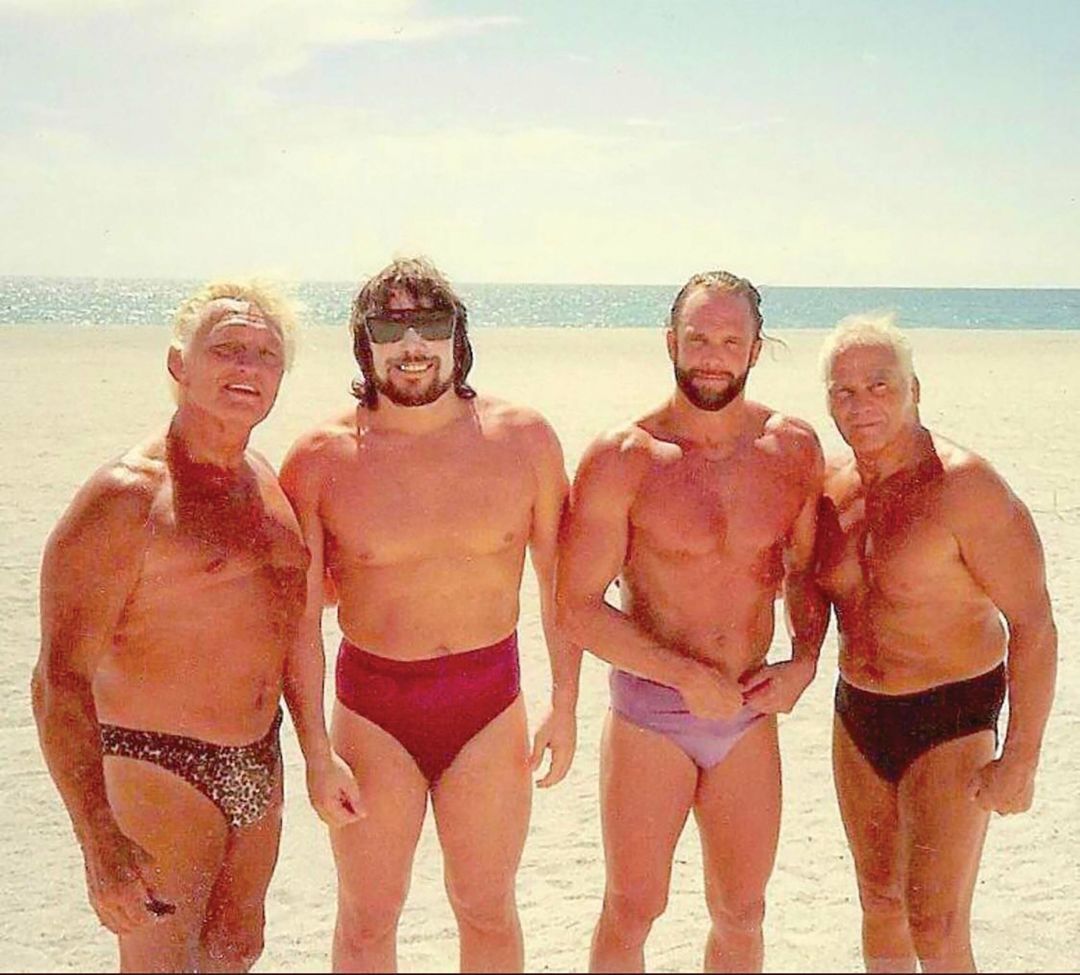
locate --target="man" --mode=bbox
[32,280,359,973]
[556,269,827,973]
[816,313,1057,973]
[279,256,580,973]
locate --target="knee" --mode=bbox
[336,886,409,948]
[857,878,907,924]
[907,906,966,957]
[445,876,517,935]
[201,911,265,971]
[602,884,669,940]
[707,892,766,935]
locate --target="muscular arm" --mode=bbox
[523,420,581,786]
[555,433,741,718]
[279,436,360,824]
[952,463,1057,812]
[33,465,162,929]
[742,426,830,713]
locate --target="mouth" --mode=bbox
[223,382,260,399]
[394,360,436,376]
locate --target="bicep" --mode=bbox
[38,484,149,680]
[957,487,1051,627]
[279,452,329,611]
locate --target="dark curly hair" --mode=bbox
[349,256,476,409]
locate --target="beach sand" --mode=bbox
[1,324,1077,972]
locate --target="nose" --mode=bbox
[400,327,427,350]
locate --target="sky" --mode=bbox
[1,0,1078,285]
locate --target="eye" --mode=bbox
[259,347,281,362]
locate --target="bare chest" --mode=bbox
[630,446,805,562]
[324,438,535,565]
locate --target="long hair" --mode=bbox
[348,257,475,409]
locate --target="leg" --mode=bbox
[589,711,697,974]
[431,695,532,974]
[833,714,915,973]
[104,756,228,973]
[329,701,430,974]
[198,764,284,972]
[693,716,779,974]
[900,731,994,974]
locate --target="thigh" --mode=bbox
[330,701,430,910]
[432,695,532,897]
[833,714,905,903]
[694,716,780,907]
[599,710,698,898]
[900,731,994,917]
[104,756,228,969]
[201,761,284,937]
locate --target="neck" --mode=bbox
[855,422,930,485]
[367,389,470,435]
[169,406,251,470]
[664,389,750,446]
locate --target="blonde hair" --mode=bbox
[819,311,914,382]
[171,277,299,369]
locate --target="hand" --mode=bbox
[82,825,168,934]
[739,657,817,715]
[529,702,577,788]
[306,752,363,828]
[678,662,744,720]
[968,755,1037,815]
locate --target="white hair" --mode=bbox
[818,311,914,382]
[171,277,299,370]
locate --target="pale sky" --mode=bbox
[2,0,1078,285]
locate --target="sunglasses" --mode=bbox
[365,310,456,344]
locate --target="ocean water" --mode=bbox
[1,277,1079,330]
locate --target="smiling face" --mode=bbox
[368,288,455,408]
[169,297,286,426]
[666,287,762,411]
[827,343,919,456]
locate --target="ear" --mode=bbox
[167,345,185,384]
[748,335,763,369]
[665,326,677,363]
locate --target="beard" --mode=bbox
[673,363,750,411]
[374,363,455,407]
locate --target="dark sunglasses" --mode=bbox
[365,310,456,344]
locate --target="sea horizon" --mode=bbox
[2,277,1079,330]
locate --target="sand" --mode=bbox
[1,324,1077,972]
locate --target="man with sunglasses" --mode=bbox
[280,256,580,972]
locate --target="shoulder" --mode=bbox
[933,434,1024,522]
[573,421,655,497]
[759,407,825,475]
[46,448,165,555]
[822,452,858,500]
[280,411,356,486]
[476,396,563,455]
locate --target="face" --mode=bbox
[826,344,918,456]
[667,288,762,411]
[368,288,455,408]
[169,297,286,425]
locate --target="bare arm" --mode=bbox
[742,428,830,712]
[953,463,1057,813]
[33,465,164,931]
[279,436,361,825]
[523,419,581,787]
[555,432,742,718]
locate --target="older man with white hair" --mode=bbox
[33,279,359,973]
[815,313,1057,973]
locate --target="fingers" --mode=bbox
[535,743,574,789]
[529,730,548,772]
[91,873,158,935]
[739,667,771,693]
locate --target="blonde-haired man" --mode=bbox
[33,280,359,972]
[816,313,1057,972]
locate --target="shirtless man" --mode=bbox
[279,256,580,973]
[32,281,359,973]
[556,270,827,973]
[816,313,1057,973]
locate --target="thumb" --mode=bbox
[529,729,547,771]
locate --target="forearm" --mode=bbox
[31,664,119,849]
[561,598,696,689]
[1001,616,1058,764]
[538,589,583,709]
[783,569,829,667]
[282,615,334,767]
